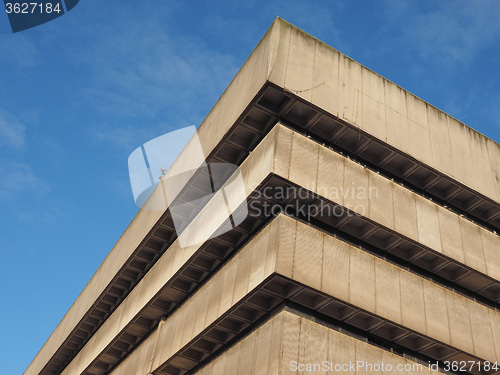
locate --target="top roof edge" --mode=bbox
[270,17,499,147]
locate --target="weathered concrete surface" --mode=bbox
[265,18,500,202]
[57,124,500,375]
[26,18,500,375]
[193,310,447,375]
[105,214,499,375]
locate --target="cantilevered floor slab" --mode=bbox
[60,125,499,375]
[101,214,500,375]
[264,19,500,204]
[192,309,447,375]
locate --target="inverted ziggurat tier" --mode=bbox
[26,18,500,375]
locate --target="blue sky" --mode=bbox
[1,0,499,373]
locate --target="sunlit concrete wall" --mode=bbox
[107,214,499,374]
[266,18,500,202]
[193,310,446,375]
[26,18,500,375]
[43,124,500,375]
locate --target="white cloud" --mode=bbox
[0,161,49,201]
[381,0,500,67]
[268,0,343,46]
[0,34,37,67]
[0,109,26,150]
[88,122,171,152]
[68,3,238,123]
[53,2,245,159]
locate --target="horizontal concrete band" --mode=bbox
[103,214,499,375]
[266,124,500,287]
[63,123,500,374]
[37,122,500,375]
[266,19,500,204]
[172,17,500,216]
[192,309,447,375]
[257,82,500,233]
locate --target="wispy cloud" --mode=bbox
[13,205,64,225]
[0,109,26,150]
[266,0,343,47]
[88,122,175,152]
[56,2,243,157]
[381,0,500,67]
[372,0,500,139]
[202,1,343,52]
[0,34,37,67]
[474,92,500,139]
[68,3,238,123]
[0,161,49,202]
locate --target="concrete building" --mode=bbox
[25,18,500,375]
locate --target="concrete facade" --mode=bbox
[26,18,499,375]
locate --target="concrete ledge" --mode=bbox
[104,214,499,375]
[192,309,448,375]
[60,124,500,375]
[270,124,500,284]
[267,18,500,203]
